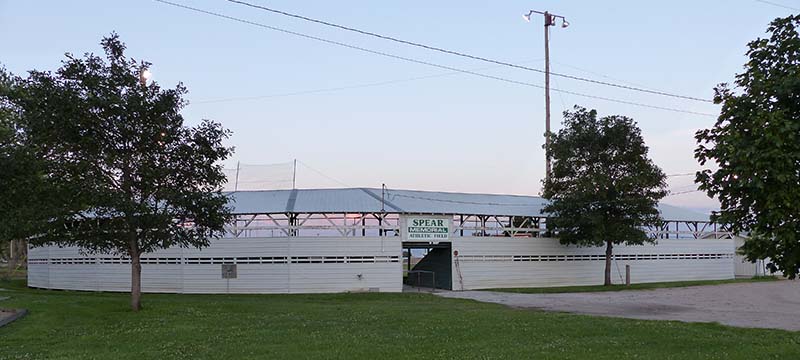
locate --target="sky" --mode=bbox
[2,0,797,212]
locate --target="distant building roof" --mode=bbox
[226,188,710,222]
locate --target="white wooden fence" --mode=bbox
[28,237,401,294]
[29,236,736,293]
[451,237,735,290]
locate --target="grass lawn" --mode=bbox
[0,279,798,359]
[486,277,780,294]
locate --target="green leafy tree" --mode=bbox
[695,15,800,278]
[0,69,25,243]
[0,68,52,276]
[543,106,668,286]
[6,34,233,311]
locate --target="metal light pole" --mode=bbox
[523,10,569,184]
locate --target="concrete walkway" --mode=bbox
[437,280,800,331]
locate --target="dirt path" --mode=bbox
[437,280,800,331]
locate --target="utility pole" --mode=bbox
[523,10,569,184]
[544,12,552,184]
[292,159,297,189]
[234,161,241,192]
[379,183,386,237]
[381,183,386,213]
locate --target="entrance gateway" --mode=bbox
[401,215,453,290]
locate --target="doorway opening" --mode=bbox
[402,241,452,291]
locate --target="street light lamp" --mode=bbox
[139,68,152,86]
[523,10,569,28]
[522,13,532,22]
[523,9,569,185]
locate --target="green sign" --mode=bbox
[403,216,450,241]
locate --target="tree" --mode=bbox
[542,106,668,286]
[695,15,800,279]
[6,34,233,310]
[0,70,25,272]
[0,68,51,276]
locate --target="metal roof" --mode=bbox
[226,188,710,222]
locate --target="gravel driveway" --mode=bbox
[437,280,800,331]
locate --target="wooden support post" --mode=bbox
[625,265,631,286]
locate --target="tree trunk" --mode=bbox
[7,240,16,278]
[130,245,142,312]
[18,240,27,269]
[604,240,613,286]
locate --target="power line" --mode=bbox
[296,160,351,188]
[226,0,714,103]
[552,60,657,93]
[385,191,536,207]
[666,172,696,177]
[668,184,699,192]
[192,60,541,104]
[224,162,294,171]
[666,189,703,197]
[155,0,717,117]
[236,161,294,168]
[386,187,697,207]
[234,178,293,184]
[194,72,464,105]
[755,0,800,11]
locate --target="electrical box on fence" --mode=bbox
[221,264,237,279]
